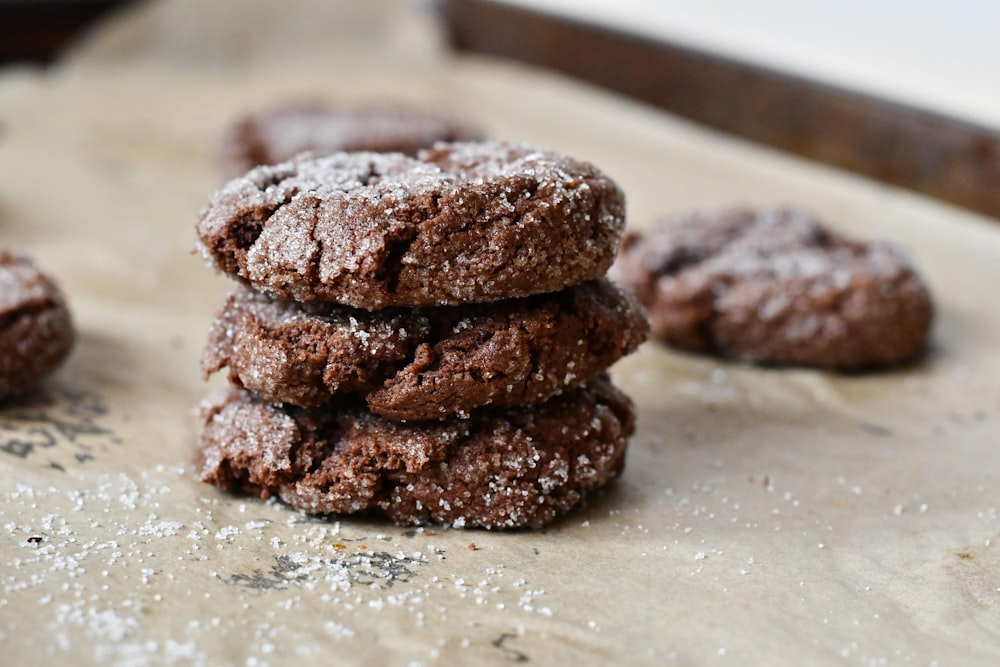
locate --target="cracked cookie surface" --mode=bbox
[197,374,634,529]
[196,142,626,309]
[611,207,933,369]
[202,279,649,420]
[0,250,74,398]
[219,102,484,177]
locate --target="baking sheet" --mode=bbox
[1,1,999,665]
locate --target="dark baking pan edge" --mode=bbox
[439,0,1000,221]
[0,1,133,65]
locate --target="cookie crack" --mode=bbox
[379,228,421,297]
[224,182,303,266]
[0,300,58,333]
[286,413,340,481]
[360,159,382,187]
[514,319,539,396]
[701,279,731,355]
[650,246,709,276]
[303,197,324,290]
[378,194,443,296]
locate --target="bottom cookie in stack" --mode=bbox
[197,374,634,530]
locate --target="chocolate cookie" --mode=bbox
[219,103,484,177]
[202,279,648,420]
[0,250,74,398]
[196,142,626,309]
[612,207,933,368]
[198,375,634,529]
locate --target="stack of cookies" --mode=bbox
[194,141,649,529]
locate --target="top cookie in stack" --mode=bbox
[194,141,649,529]
[198,143,628,308]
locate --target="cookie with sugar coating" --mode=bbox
[197,375,634,529]
[201,278,649,420]
[611,207,933,369]
[196,142,626,309]
[0,250,74,398]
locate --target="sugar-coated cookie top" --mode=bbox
[197,141,625,309]
[0,250,57,314]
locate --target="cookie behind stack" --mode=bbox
[611,207,933,369]
[194,142,648,529]
[218,102,484,178]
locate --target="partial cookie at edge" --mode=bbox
[0,250,75,398]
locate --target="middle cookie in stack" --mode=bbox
[195,142,649,529]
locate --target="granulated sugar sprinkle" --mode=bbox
[0,464,622,665]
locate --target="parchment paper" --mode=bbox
[2,2,999,665]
